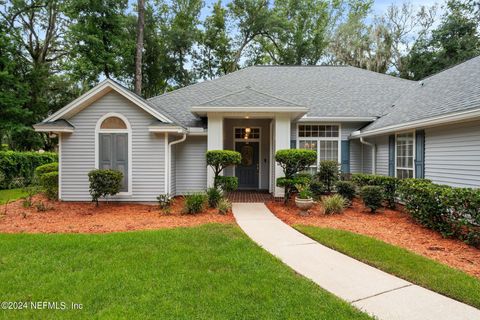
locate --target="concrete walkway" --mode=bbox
[232,203,480,320]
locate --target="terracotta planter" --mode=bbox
[295,197,314,215]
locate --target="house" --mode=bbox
[34,56,480,201]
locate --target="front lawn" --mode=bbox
[0,224,371,319]
[296,225,480,309]
[0,188,27,204]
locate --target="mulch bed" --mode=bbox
[0,195,234,234]
[266,198,480,279]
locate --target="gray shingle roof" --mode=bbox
[198,87,303,107]
[363,56,480,132]
[148,66,415,127]
[33,119,74,129]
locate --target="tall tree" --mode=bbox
[66,0,132,83]
[405,0,480,80]
[134,0,145,95]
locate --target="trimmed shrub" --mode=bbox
[157,194,172,210]
[206,150,241,189]
[88,169,123,206]
[183,193,207,214]
[275,149,317,203]
[352,174,399,208]
[323,194,348,214]
[217,198,232,215]
[360,186,384,213]
[0,151,58,188]
[317,160,339,192]
[35,162,58,178]
[398,179,480,247]
[215,176,239,192]
[310,181,326,199]
[39,172,59,200]
[335,181,356,201]
[207,187,222,208]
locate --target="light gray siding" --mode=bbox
[425,120,480,188]
[350,139,362,173]
[174,136,207,194]
[169,136,177,196]
[61,91,166,201]
[224,119,271,190]
[374,135,389,176]
[362,144,373,173]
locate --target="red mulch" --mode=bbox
[266,199,480,279]
[0,195,234,234]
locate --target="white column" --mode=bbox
[207,113,223,187]
[274,114,291,197]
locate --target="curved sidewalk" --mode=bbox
[232,203,480,320]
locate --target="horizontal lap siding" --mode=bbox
[425,120,480,188]
[374,135,389,176]
[350,139,362,173]
[61,91,165,201]
[175,136,207,194]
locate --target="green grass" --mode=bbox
[0,224,371,319]
[295,225,480,309]
[0,188,27,204]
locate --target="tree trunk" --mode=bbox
[134,0,145,95]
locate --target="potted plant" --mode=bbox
[294,183,314,215]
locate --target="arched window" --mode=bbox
[96,113,131,194]
[100,116,127,129]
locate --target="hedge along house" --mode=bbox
[34,56,480,201]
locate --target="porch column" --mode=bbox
[207,113,223,187]
[274,114,291,197]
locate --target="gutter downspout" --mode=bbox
[167,132,187,195]
[360,137,376,174]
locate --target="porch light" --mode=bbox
[244,134,249,140]
[245,127,251,133]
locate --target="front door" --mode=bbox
[235,142,259,189]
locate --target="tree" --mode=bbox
[206,150,241,189]
[405,0,480,80]
[134,0,145,95]
[66,0,131,82]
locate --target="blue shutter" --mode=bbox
[341,140,350,173]
[415,130,425,178]
[290,140,296,149]
[388,135,395,177]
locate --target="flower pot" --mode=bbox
[295,197,314,215]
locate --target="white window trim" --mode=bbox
[95,112,133,196]
[233,126,262,190]
[296,123,342,169]
[394,130,416,179]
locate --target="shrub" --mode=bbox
[157,194,172,210]
[309,181,326,199]
[351,174,399,208]
[215,176,239,192]
[295,183,313,199]
[317,160,339,192]
[34,162,59,178]
[207,187,222,208]
[206,150,241,189]
[398,179,480,247]
[39,172,59,200]
[335,181,356,201]
[88,169,123,206]
[323,194,348,214]
[183,193,207,214]
[0,151,57,188]
[217,198,232,215]
[360,186,384,213]
[275,149,317,203]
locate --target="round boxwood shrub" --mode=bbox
[310,181,326,199]
[88,169,123,206]
[39,171,59,200]
[317,160,339,192]
[360,185,384,213]
[183,193,207,214]
[35,162,59,178]
[335,181,356,201]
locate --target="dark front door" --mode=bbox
[235,142,259,189]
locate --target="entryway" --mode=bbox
[235,141,259,189]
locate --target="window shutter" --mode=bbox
[388,135,395,177]
[341,140,350,173]
[415,130,425,178]
[290,140,296,149]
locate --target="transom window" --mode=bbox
[396,132,414,179]
[299,125,339,138]
[100,116,127,129]
[298,124,340,173]
[235,127,260,139]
